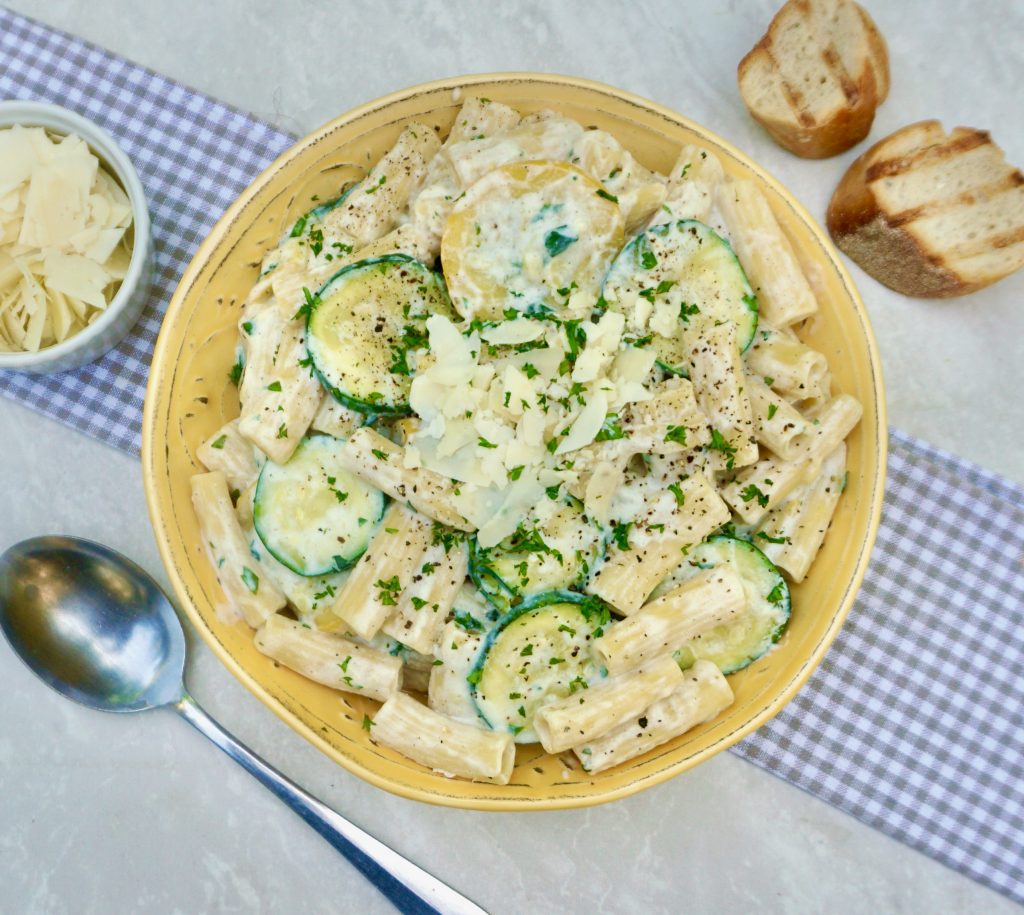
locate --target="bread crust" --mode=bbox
[738,0,889,159]
[827,121,1024,297]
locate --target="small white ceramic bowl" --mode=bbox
[0,101,153,374]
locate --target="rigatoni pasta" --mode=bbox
[191,98,862,784]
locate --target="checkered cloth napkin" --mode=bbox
[2,7,1022,907]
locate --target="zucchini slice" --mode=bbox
[468,498,604,607]
[655,534,790,674]
[306,254,456,415]
[601,220,758,373]
[469,591,609,743]
[253,434,385,577]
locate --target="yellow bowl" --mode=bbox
[142,74,886,811]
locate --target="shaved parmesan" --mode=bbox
[0,125,134,353]
[555,388,608,455]
[480,318,545,345]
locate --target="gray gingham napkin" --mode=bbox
[2,7,1022,906]
[0,7,293,453]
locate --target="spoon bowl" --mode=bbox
[0,536,184,712]
[0,535,483,915]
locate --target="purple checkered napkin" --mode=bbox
[1,7,1022,907]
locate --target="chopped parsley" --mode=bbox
[375,575,401,606]
[595,413,626,442]
[292,286,319,322]
[664,425,688,446]
[708,428,738,469]
[454,611,484,632]
[228,354,244,386]
[610,521,633,551]
[638,279,677,303]
[767,403,779,420]
[636,235,657,270]
[431,523,465,555]
[543,226,577,258]
[210,434,227,450]
[740,483,770,508]
[668,482,686,506]
[240,567,259,594]
[595,188,618,203]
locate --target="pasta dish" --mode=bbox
[191,96,860,784]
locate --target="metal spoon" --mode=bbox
[0,536,485,915]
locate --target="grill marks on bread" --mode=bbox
[827,121,1024,296]
[738,0,889,158]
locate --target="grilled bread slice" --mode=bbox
[827,121,1024,297]
[738,0,889,158]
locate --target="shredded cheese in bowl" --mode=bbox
[0,125,134,353]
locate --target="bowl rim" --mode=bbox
[0,99,152,370]
[143,72,888,810]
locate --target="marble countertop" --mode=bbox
[1,1,1022,913]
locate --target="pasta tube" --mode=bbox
[380,539,469,655]
[756,444,847,583]
[723,394,859,524]
[309,397,363,440]
[721,455,813,525]
[791,394,863,466]
[254,615,402,702]
[716,179,818,327]
[745,374,809,461]
[191,471,286,627]
[743,323,829,403]
[593,566,746,675]
[334,502,433,640]
[618,379,711,454]
[659,145,725,224]
[532,654,685,754]
[237,302,323,464]
[587,473,731,615]
[337,428,474,531]
[445,96,522,145]
[196,419,262,492]
[574,660,734,773]
[686,322,759,470]
[321,123,440,248]
[428,620,486,726]
[370,692,515,785]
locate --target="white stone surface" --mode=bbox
[1,1,1022,913]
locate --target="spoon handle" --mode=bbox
[175,692,486,915]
